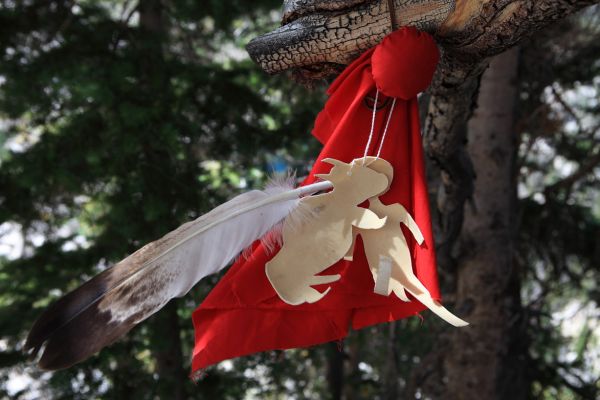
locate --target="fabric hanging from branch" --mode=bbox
[191,27,441,373]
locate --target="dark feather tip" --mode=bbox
[25,268,122,370]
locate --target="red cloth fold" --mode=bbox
[192,27,440,372]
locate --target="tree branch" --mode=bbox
[248,0,600,76]
[439,0,600,60]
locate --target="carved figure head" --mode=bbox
[362,157,394,192]
[315,158,389,201]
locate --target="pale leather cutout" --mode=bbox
[266,158,389,305]
[266,156,468,327]
[356,158,469,327]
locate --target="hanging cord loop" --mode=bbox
[362,89,397,163]
[376,97,397,158]
[362,89,380,160]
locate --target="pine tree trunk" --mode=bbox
[383,322,399,400]
[152,301,187,400]
[448,46,526,400]
[137,1,189,398]
[412,47,527,400]
[327,342,345,400]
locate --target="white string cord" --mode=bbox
[375,97,397,158]
[362,89,397,163]
[362,89,380,161]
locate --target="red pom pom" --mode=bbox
[371,27,440,100]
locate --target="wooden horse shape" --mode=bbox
[266,158,389,305]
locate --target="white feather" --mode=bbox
[25,178,333,370]
[104,183,306,323]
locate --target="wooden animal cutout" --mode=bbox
[265,158,389,305]
[352,158,468,327]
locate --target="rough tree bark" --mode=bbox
[415,47,525,400]
[407,47,523,400]
[450,47,524,400]
[248,1,599,76]
[422,57,483,273]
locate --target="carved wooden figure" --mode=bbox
[351,158,468,326]
[265,158,389,305]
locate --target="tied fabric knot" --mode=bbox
[371,27,440,100]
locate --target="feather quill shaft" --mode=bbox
[98,179,334,299]
[26,180,332,370]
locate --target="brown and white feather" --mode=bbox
[25,180,318,370]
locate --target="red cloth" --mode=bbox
[191,27,440,372]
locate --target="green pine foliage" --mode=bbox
[0,1,323,398]
[516,10,600,399]
[0,1,598,399]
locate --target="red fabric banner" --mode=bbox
[191,27,440,372]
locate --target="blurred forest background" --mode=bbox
[0,1,598,399]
